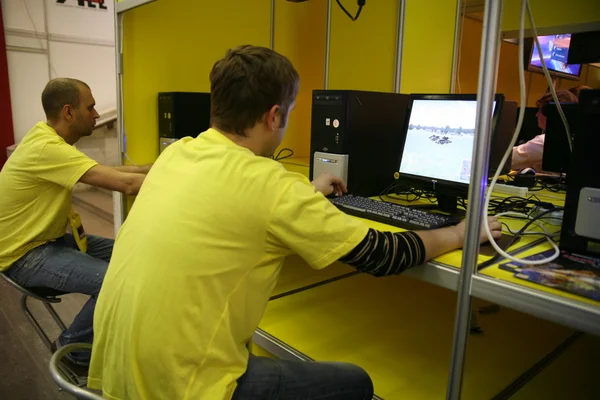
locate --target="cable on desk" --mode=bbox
[270,148,294,161]
[483,208,563,268]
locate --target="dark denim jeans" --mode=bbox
[4,234,113,365]
[232,355,374,400]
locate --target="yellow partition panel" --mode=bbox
[121,1,271,165]
[401,0,459,94]
[274,0,326,158]
[328,0,398,92]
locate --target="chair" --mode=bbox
[49,343,104,400]
[0,272,68,350]
[1,272,85,385]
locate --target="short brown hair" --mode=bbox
[209,45,299,136]
[41,78,89,120]
[568,85,592,98]
[535,90,578,110]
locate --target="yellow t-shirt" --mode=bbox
[88,128,369,400]
[0,122,98,270]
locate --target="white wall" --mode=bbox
[2,0,116,142]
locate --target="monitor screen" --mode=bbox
[398,99,496,185]
[529,34,582,78]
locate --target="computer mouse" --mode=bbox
[518,167,536,176]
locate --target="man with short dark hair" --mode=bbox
[0,77,151,368]
[511,89,578,171]
[88,46,501,399]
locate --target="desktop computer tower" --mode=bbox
[158,92,211,154]
[560,89,600,257]
[310,90,410,197]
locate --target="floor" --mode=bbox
[0,189,114,400]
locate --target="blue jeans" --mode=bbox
[232,355,374,399]
[4,234,113,365]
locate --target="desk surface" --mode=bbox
[279,157,600,335]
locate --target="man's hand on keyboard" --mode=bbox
[454,216,502,246]
[311,173,347,197]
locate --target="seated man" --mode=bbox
[511,90,578,171]
[88,46,502,400]
[0,78,150,367]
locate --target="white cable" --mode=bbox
[124,153,138,166]
[527,2,572,151]
[483,0,560,266]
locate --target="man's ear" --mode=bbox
[266,105,280,131]
[62,104,74,121]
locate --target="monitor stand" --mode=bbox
[409,192,466,219]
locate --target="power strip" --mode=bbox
[491,183,529,197]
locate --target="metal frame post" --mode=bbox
[393,0,406,93]
[270,0,276,49]
[324,0,332,89]
[450,0,464,93]
[114,9,126,232]
[446,0,503,398]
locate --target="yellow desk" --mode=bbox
[256,158,600,398]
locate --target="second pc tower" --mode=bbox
[310,90,410,197]
[158,92,211,154]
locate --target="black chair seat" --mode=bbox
[1,273,67,302]
[27,287,69,298]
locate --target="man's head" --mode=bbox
[209,45,299,156]
[534,90,578,131]
[568,85,592,98]
[41,78,99,142]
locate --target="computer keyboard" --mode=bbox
[330,195,461,230]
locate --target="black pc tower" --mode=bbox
[542,103,579,175]
[158,92,211,154]
[309,90,411,197]
[560,89,600,257]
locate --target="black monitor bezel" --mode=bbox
[527,34,583,81]
[394,93,505,198]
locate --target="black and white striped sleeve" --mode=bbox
[339,228,426,277]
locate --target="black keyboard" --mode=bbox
[330,195,461,230]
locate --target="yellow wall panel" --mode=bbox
[121,0,271,164]
[328,0,398,92]
[401,0,459,94]
[273,0,326,158]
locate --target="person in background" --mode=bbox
[0,78,151,369]
[88,45,502,400]
[511,89,578,171]
[568,85,592,98]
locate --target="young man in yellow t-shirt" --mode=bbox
[88,46,502,399]
[0,78,151,368]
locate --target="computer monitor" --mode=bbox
[542,102,579,175]
[528,34,582,80]
[395,93,505,213]
[516,107,543,144]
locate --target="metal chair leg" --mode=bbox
[20,295,53,350]
[43,302,68,331]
